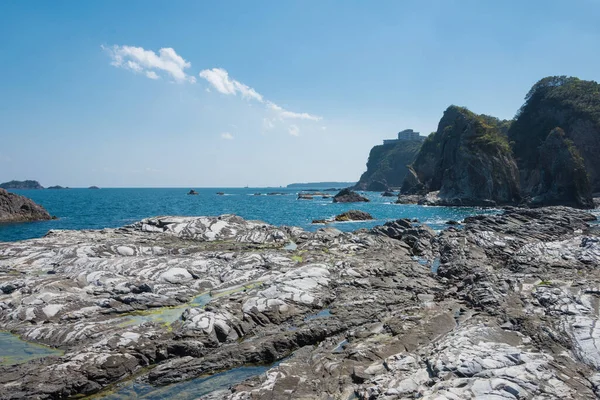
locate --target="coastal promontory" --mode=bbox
[401,106,520,206]
[354,137,422,191]
[390,75,600,209]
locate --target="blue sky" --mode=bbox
[1,0,599,187]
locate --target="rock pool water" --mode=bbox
[117,293,213,327]
[304,309,332,321]
[101,363,280,399]
[0,331,63,366]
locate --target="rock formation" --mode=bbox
[392,76,600,208]
[0,188,52,223]
[508,76,599,207]
[509,76,600,194]
[2,208,600,399]
[332,188,370,203]
[401,106,521,206]
[529,128,593,208]
[0,180,44,190]
[312,210,373,224]
[354,141,422,191]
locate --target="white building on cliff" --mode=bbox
[383,129,424,145]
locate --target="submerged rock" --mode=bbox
[334,210,373,222]
[0,188,52,223]
[332,188,370,203]
[312,210,374,224]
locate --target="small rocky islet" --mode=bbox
[0,188,53,223]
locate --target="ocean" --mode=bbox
[0,187,501,242]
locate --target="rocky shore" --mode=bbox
[1,208,600,399]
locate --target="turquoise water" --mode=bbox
[101,362,281,399]
[0,188,500,242]
[0,332,63,366]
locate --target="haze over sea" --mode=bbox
[0,188,500,242]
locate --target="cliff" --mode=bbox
[354,140,422,191]
[509,76,600,200]
[0,180,44,190]
[529,128,593,208]
[401,106,521,206]
[0,188,52,222]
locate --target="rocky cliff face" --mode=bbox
[0,188,52,223]
[401,106,521,206]
[354,141,422,191]
[509,76,600,196]
[529,128,593,208]
[397,76,600,209]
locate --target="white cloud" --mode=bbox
[288,125,300,136]
[266,101,321,121]
[103,45,195,83]
[200,68,321,123]
[321,126,327,130]
[220,132,234,140]
[280,110,322,121]
[199,68,263,101]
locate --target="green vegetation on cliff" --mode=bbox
[354,140,422,190]
[402,105,520,206]
[509,76,600,192]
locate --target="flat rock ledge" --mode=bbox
[1,208,600,399]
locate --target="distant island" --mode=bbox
[0,180,44,190]
[286,182,355,189]
[47,185,68,190]
[88,186,100,189]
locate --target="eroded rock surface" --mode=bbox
[2,209,600,399]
